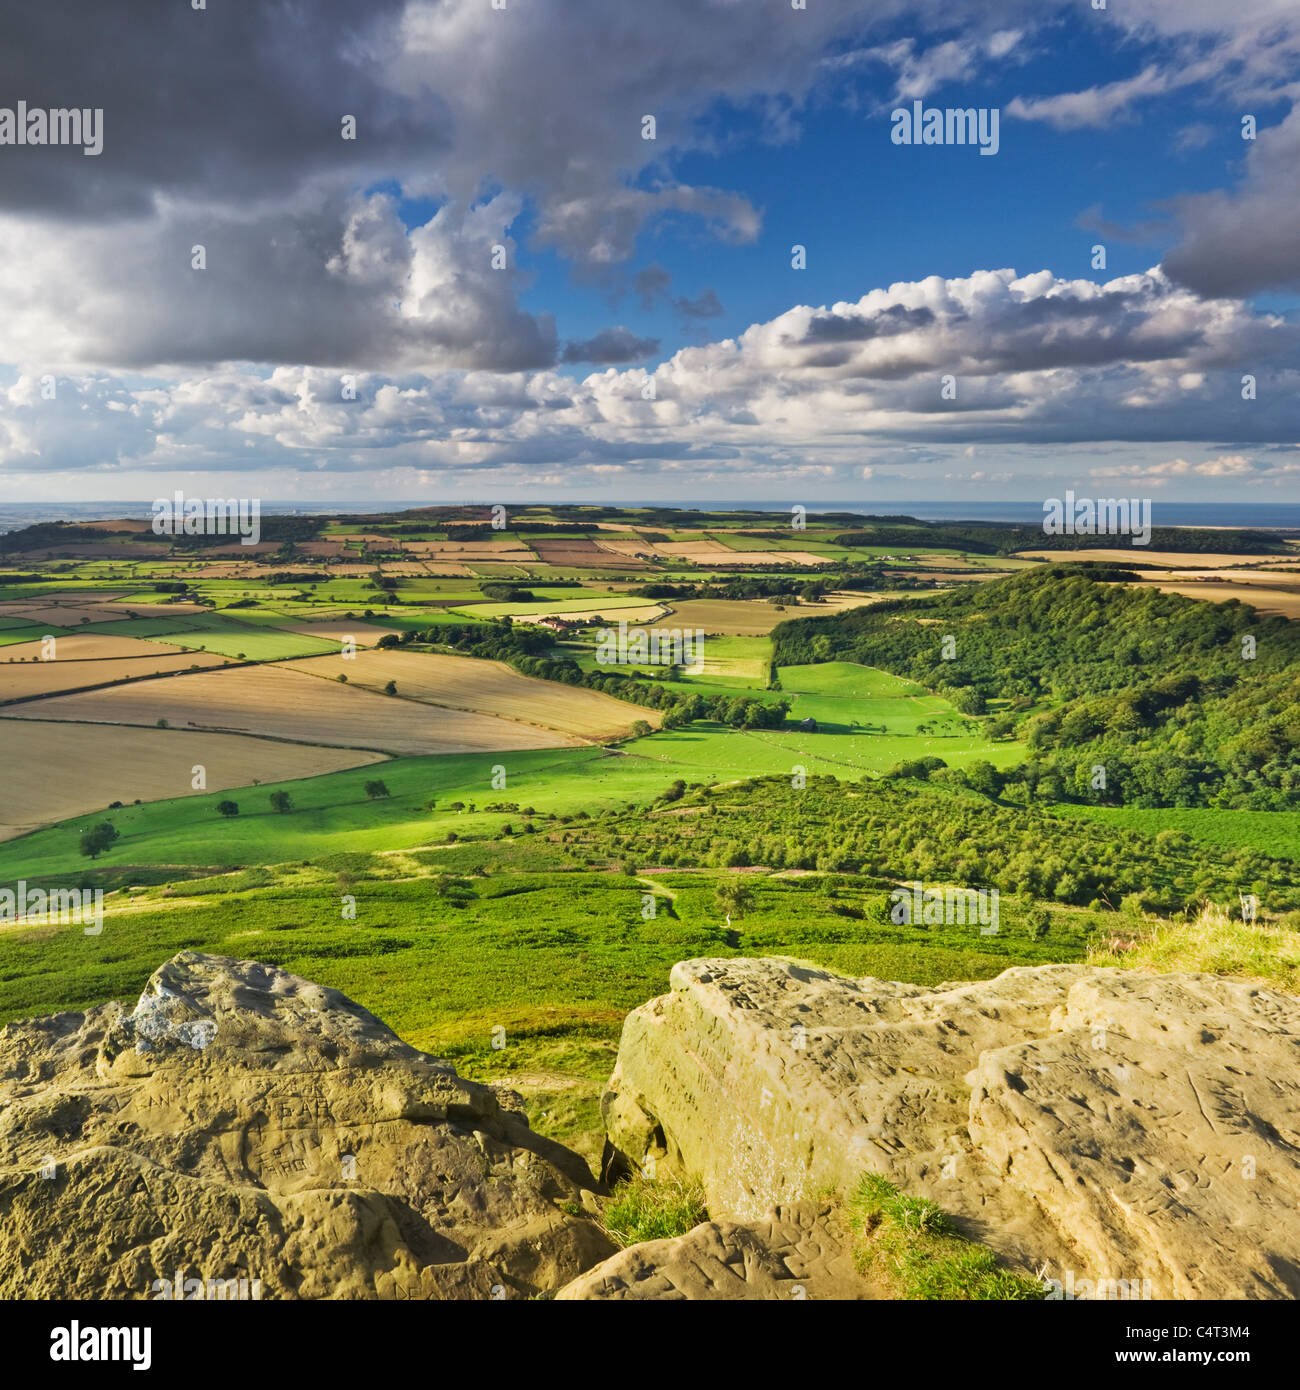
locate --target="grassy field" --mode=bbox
[83,614,340,660]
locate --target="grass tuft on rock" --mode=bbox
[846,1172,1047,1300]
[601,1175,708,1247]
[1089,901,1300,992]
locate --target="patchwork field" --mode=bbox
[0,664,583,756]
[0,636,227,700]
[283,649,656,740]
[0,721,385,841]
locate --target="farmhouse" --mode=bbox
[798,716,817,731]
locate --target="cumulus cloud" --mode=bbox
[2,268,1293,491]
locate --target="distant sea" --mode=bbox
[1,498,1298,533]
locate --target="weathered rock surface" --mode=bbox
[556,1199,869,1300]
[600,958,1300,1299]
[0,952,615,1299]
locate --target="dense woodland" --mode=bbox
[773,568,1300,809]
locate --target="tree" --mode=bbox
[376,633,400,649]
[269,791,294,814]
[714,879,756,918]
[630,719,652,739]
[216,800,239,817]
[79,821,120,860]
[383,680,398,695]
[364,780,391,800]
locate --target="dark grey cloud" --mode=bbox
[1161,108,1300,297]
[561,327,659,364]
[0,1,438,218]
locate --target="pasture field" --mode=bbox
[84,615,339,660]
[284,648,657,740]
[0,624,66,646]
[0,721,384,842]
[0,663,582,757]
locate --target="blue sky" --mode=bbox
[0,0,1296,505]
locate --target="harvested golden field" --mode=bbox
[0,664,580,756]
[283,649,655,740]
[647,594,879,637]
[0,721,385,842]
[2,634,198,662]
[278,620,402,645]
[1133,579,1300,619]
[0,637,227,700]
[1134,568,1300,587]
[514,604,667,624]
[1015,548,1287,567]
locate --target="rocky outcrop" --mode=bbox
[599,958,1300,1299]
[556,1200,869,1300]
[0,952,615,1299]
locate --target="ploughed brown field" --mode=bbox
[282,648,656,740]
[0,635,228,700]
[0,664,585,756]
[0,721,386,842]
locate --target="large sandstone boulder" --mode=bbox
[599,957,1300,1299]
[0,952,615,1299]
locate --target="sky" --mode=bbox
[0,0,1298,507]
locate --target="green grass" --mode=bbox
[845,1173,1047,1300]
[0,624,65,647]
[602,1176,708,1246]
[82,614,336,659]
